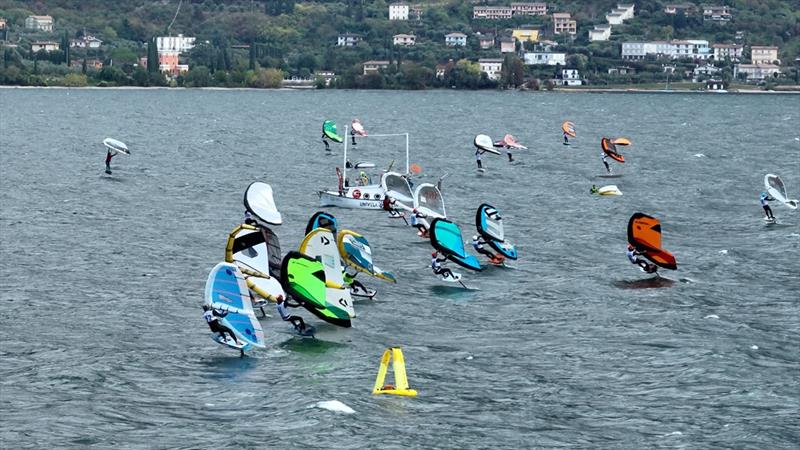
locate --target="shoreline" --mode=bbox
[1,85,799,94]
[553,87,800,94]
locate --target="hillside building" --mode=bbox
[750,46,779,65]
[389,3,409,21]
[552,13,576,35]
[712,44,743,61]
[479,58,503,80]
[445,32,467,47]
[25,15,53,32]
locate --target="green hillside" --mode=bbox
[1,0,798,88]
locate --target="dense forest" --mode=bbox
[0,0,798,88]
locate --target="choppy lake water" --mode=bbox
[1,88,798,448]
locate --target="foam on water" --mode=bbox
[315,400,356,414]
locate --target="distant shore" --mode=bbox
[2,85,799,94]
[554,87,800,94]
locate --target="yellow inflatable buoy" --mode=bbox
[372,347,417,397]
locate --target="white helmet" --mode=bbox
[472,235,479,241]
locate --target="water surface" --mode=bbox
[1,88,798,448]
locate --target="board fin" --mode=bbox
[372,347,417,397]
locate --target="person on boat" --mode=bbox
[563,131,570,145]
[276,296,307,332]
[590,185,599,194]
[358,171,370,186]
[244,211,256,225]
[601,152,612,174]
[472,235,502,263]
[202,304,241,345]
[431,251,455,279]
[350,127,358,146]
[626,244,656,273]
[760,192,776,220]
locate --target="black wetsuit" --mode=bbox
[761,196,775,219]
[627,249,656,273]
[432,256,454,278]
[471,237,496,259]
[347,272,368,293]
[602,153,611,173]
[278,302,306,331]
[204,309,238,342]
[322,134,330,151]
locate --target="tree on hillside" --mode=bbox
[249,41,256,70]
[673,11,687,30]
[60,31,71,66]
[147,37,158,73]
[252,67,283,88]
[447,59,481,89]
[265,0,296,16]
[501,54,524,88]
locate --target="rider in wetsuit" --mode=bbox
[431,251,455,279]
[203,304,241,344]
[626,244,656,273]
[760,192,776,220]
[472,235,500,262]
[277,296,306,332]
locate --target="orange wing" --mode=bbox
[627,213,677,270]
[561,121,576,137]
[601,137,625,163]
